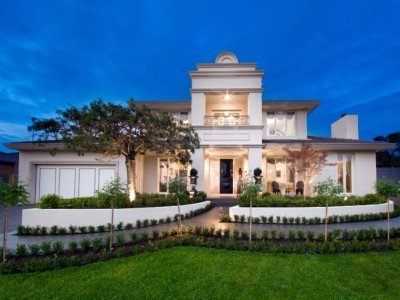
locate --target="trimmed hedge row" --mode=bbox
[17,204,213,236]
[2,226,400,274]
[238,193,387,207]
[220,206,400,224]
[39,191,207,209]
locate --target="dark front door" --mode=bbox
[220,159,233,194]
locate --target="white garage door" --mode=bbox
[36,165,117,202]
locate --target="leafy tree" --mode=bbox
[314,178,343,198]
[29,99,200,201]
[374,132,400,167]
[0,180,29,261]
[283,143,335,197]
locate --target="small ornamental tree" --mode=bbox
[0,180,29,261]
[29,99,200,201]
[283,143,335,198]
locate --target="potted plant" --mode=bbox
[189,168,198,185]
[253,167,262,184]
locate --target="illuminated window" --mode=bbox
[266,112,296,136]
[338,154,352,193]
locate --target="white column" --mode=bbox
[247,147,263,176]
[190,93,205,126]
[191,148,205,192]
[248,93,262,126]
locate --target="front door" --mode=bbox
[220,159,233,194]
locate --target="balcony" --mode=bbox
[204,115,250,126]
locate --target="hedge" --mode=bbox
[39,191,207,209]
[238,193,387,207]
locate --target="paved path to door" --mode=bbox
[1,200,400,249]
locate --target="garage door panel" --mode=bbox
[78,168,96,197]
[36,165,117,202]
[38,168,56,199]
[59,168,76,198]
[99,168,116,190]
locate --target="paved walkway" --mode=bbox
[1,200,400,249]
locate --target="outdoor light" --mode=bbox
[224,91,231,101]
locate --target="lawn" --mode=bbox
[1,247,400,299]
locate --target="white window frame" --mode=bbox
[266,111,296,136]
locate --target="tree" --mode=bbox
[283,143,335,197]
[0,180,29,262]
[29,99,200,201]
[374,132,400,167]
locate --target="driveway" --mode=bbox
[1,200,400,249]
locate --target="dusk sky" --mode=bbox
[0,0,399,152]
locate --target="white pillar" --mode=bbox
[190,93,205,126]
[191,148,205,192]
[247,147,263,176]
[248,93,262,126]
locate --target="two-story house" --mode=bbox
[6,52,392,202]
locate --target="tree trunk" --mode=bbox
[177,194,182,234]
[249,198,252,244]
[109,205,114,251]
[324,200,328,242]
[3,208,8,262]
[387,198,390,242]
[126,157,136,201]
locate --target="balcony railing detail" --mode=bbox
[204,115,250,126]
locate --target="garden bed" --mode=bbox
[2,225,400,274]
[21,201,211,228]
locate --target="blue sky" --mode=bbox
[0,0,399,152]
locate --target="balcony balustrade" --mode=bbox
[204,115,250,126]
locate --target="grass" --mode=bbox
[1,247,400,299]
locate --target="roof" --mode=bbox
[0,152,19,164]
[262,100,320,113]
[263,136,395,151]
[136,101,191,111]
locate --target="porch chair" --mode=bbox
[295,181,304,196]
[272,181,281,195]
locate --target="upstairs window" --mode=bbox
[266,112,296,136]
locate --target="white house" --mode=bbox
[6,51,392,202]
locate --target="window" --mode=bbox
[338,154,352,193]
[266,112,296,136]
[159,159,187,193]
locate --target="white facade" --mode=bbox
[6,51,391,202]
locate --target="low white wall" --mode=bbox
[22,201,210,228]
[229,201,394,220]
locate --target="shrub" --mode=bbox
[166,216,172,223]
[268,216,274,223]
[39,194,62,208]
[223,229,231,239]
[261,230,269,240]
[78,226,87,234]
[52,241,64,254]
[151,219,158,226]
[116,234,125,246]
[28,244,40,256]
[96,177,130,208]
[91,238,103,251]
[125,223,133,230]
[233,230,240,239]
[297,230,305,240]
[278,232,286,240]
[375,179,399,198]
[68,241,78,253]
[143,219,149,227]
[240,232,249,240]
[58,227,67,235]
[130,232,137,242]
[315,178,343,197]
[288,230,296,240]
[40,242,52,255]
[117,222,124,230]
[88,226,95,233]
[152,230,160,239]
[16,244,28,257]
[141,232,149,241]
[261,216,267,224]
[219,213,231,222]
[80,239,91,251]
[50,225,59,235]
[68,225,77,234]
[97,225,106,232]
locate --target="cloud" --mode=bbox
[0,121,30,140]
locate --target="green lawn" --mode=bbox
[1,247,400,299]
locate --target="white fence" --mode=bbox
[22,201,211,228]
